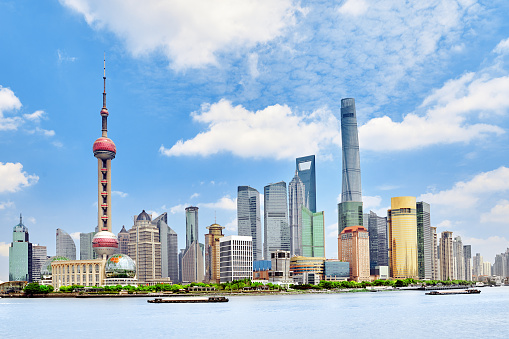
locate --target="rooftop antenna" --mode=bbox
[103,53,107,108]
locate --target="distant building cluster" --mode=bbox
[6,84,508,288]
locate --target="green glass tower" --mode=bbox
[301,206,325,257]
[9,215,32,282]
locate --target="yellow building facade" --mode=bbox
[51,259,106,289]
[388,197,418,279]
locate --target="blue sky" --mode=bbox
[1,0,509,281]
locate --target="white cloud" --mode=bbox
[418,166,509,209]
[376,185,400,191]
[23,110,46,122]
[225,218,237,232]
[494,38,509,55]
[480,200,509,224]
[27,217,36,225]
[147,211,160,220]
[28,127,55,137]
[0,201,14,210]
[338,0,368,16]
[70,232,81,241]
[169,203,189,214]
[0,242,10,257]
[160,99,340,160]
[248,53,260,78]
[0,162,39,193]
[60,0,297,70]
[112,191,128,198]
[57,49,77,63]
[462,236,509,261]
[360,72,507,151]
[0,86,22,131]
[436,220,453,229]
[200,196,237,210]
[363,195,382,210]
[190,193,200,199]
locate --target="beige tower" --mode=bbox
[338,225,370,282]
[205,223,224,284]
[439,231,454,280]
[388,196,418,279]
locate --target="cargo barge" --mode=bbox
[148,296,229,303]
[425,289,481,295]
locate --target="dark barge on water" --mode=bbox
[148,296,229,303]
[426,289,481,295]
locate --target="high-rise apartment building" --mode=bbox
[117,226,129,255]
[473,253,483,277]
[463,245,472,281]
[9,215,32,282]
[237,186,262,261]
[367,211,388,274]
[264,181,290,259]
[416,201,432,280]
[128,210,162,282]
[439,231,454,281]
[56,228,76,260]
[483,262,492,276]
[80,232,97,260]
[153,213,179,282]
[453,236,464,280]
[296,155,316,213]
[288,173,305,257]
[205,223,224,284]
[430,226,439,280]
[338,225,370,282]
[301,207,325,257]
[338,98,363,234]
[31,245,47,282]
[388,197,418,279]
[219,235,253,283]
[185,206,199,249]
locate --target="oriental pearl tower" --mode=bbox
[92,59,119,258]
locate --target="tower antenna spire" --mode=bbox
[103,53,107,109]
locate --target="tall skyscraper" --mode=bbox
[338,225,370,282]
[367,211,389,273]
[264,181,290,259]
[430,226,439,280]
[9,215,32,282]
[153,212,179,281]
[205,223,224,283]
[91,59,119,258]
[117,226,129,255]
[31,245,47,282]
[237,186,262,261]
[473,253,483,277]
[453,236,464,280]
[80,232,97,260]
[56,228,76,260]
[338,98,363,234]
[439,231,454,280]
[463,245,472,281]
[128,210,162,281]
[388,196,418,279]
[296,155,316,212]
[416,201,432,280]
[185,206,199,248]
[301,206,325,257]
[288,173,305,256]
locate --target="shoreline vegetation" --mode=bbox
[1,278,482,298]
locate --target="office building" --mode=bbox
[439,231,454,281]
[80,232,97,260]
[128,210,162,281]
[339,225,370,282]
[264,181,290,259]
[269,250,292,284]
[388,197,418,279]
[56,228,76,260]
[473,253,483,277]
[31,245,47,282]
[463,245,472,281]
[296,155,316,212]
[416,201,432,280]
[324,260,350,281]
[205,223,225,284]
[290,256,325,284]
[237,186,262,261]
[430,226,439,280]
[153,213,179,282]
[301,207,325,257]
[288,173,305,257]
[181,206,204,283]
[185,206,199,249]
[366,211,388,274]
[453,236,464,280]
[9,215,32,282]
[219,235,253,283]
[338,98,363,234]
[483,262,492,276]
[117,226,129,255]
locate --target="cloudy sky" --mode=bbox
[1,0,509,281]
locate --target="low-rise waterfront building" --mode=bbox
[219,235,253,283]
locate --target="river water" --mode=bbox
[1,287,508,338]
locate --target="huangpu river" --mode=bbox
[1,287,509,338]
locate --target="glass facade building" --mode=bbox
[56,228,76,260]
[416,202,432,280]
[185,206,199,249]
[264,181,290,260]
[388,197,418,279]
[154,212,179,282]
[301,206,325,258]
[288,174,305,256]
[237,186,262,261]
[464,245,472,281]
[338,201,364,233]
[80,231,97,260]
[31,245,47,282]
[296,155,316,213]
[117,226,129,255]
[324,260,350,279]
[9,216,32,282]
[367,211,388,274]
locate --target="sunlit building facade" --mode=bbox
[264,181,290,259]
[301,207,325,257]
[288,174,305,257]
[296,155,316,213]
[205,223,224,284]
[128,210,161,282]
[237,186,262,261]
[219,235,253,283]
[439,231,454,281]
[9,216,32,282]
[416,201,432,280]
[388,197,418,279]
[56,228,76,260]
[31,245,47,282]
[339,225,370,282]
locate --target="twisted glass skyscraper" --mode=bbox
[338,98,363,234]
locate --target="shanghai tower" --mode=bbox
[338,98,363,234]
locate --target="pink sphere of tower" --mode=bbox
[93,137,116,160]
[92,231,119,257]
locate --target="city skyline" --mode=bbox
[1,1,509,281]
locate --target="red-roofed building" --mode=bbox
[338,225,370,282]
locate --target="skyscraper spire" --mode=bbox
[103,54,107,109]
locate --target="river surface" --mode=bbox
[1,287,508,338]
